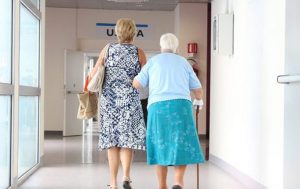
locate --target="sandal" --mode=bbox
[123,181,132,189]
[123,177,132,189]
[172,185,183,189]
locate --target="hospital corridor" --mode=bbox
[0,0,300,189]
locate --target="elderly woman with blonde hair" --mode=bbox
[133,33,205,189]
[88,18,147,189]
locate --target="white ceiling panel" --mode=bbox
[46,0,211,11]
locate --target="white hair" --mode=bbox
[160,33,179,53]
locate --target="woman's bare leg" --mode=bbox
[156,165,168,189]
[120,148,134,181]
[107,147,121,187]
[174,165,187,188]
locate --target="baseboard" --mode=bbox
[209,154,267,189]
[44,130,63,136]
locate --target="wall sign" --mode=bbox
[96,22,149,39]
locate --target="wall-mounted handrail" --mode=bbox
[277,74,300,84]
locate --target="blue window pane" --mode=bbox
[20,6,40,87]
[18,96,39,177]
[0,96,11,188]
[0,1,12,84]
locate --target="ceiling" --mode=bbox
[46,0,212,11]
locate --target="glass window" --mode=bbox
[0,1,12,84]
[0,96,11,188]
[18,96,39,177]
[29,0,39,9]
[20,5,40,87]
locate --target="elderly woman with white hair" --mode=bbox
[133,33,205,189]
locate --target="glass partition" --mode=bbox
[20,5,40,87]
[18,96,39,177]
[0,96,11,188]
[0,0,12,84]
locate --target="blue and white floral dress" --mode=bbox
[98,43,146,151]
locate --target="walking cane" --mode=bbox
[195,105,200,189]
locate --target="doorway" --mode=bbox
[63,51,100,137]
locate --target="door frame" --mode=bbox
[205,2,212,160]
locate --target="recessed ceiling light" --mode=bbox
[107,0,149,3]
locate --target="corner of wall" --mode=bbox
[210,155,267,189]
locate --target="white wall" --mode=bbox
[45,8,77,131]
[210,0,285,188]
[175,3,208,134]
[45,8,174,131]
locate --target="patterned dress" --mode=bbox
[98,43,146,151]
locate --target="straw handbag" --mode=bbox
[87,44,109,93]
[87,64,105,93]
[77,79,98,120]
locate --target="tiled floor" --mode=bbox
[19,134,247,189]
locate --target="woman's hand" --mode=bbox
[193,99,204,109]
[132,78,142,89]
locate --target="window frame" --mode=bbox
[4,0,44,187]
[17,0,41,180]
[0,0,13,187]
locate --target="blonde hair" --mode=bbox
[160,33,179,53]
[115,18,137,43]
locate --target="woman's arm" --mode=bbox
[133,48,147,89]
[138,48,147,67]
[88,44,109,81]
[191,88,203,100]
[133,49,149,89]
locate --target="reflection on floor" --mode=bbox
[19,134,247,189]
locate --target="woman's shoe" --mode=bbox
[172,185,182,189]
[122,176,132,189]
[122,181,132,189]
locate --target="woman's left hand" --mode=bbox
[193,99,203,109]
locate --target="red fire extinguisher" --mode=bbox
[188,43,198,54]
[187,43,199,75]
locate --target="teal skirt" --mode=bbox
[146,99,205,166]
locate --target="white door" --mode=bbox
[281,0,300,187]
[64,50,85,136]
